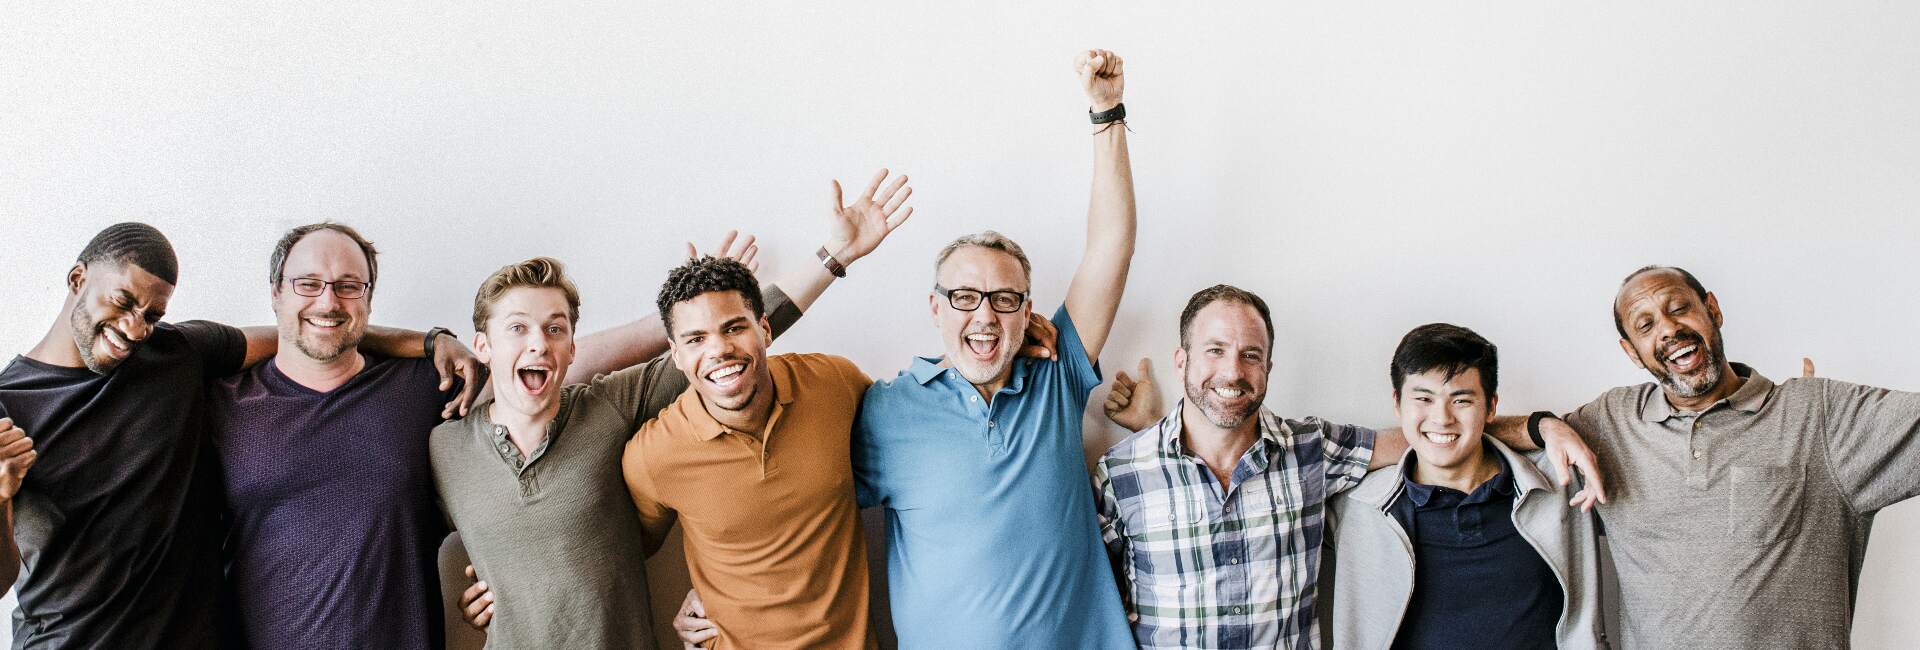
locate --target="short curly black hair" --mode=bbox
[657,256,764,336]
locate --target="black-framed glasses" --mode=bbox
[934,284,1028,313]
[285,277,372,299]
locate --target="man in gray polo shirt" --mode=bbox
[1512,265,1920,648]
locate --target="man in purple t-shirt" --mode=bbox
[0,223,477,649]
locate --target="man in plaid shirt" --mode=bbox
[1093,284,1604,649]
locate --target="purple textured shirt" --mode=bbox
[209,353,450,649]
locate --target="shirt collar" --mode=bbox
[1639,362,1773,422]
[689,355,796,441]
[1157,400,1283,457]
[906,355,1032,395]
[1399,442,1515,507]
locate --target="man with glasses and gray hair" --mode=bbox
[847,48,1139,648]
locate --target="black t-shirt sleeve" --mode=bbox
[173,320,248,376]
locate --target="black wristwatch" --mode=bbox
[1526,410,1556,449]
[1090,102,1126,124]
[424,327,453,358]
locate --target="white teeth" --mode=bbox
[966,334,998,341]
[1424,432,1460,444]
[1667,345,1697,362]
[1212,388,1245,398]
[707,363,744,380]
[306,318,343,327]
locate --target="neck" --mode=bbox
[491,392,562,459]
[1179,400,1260,486]
[708,377,776,438]
[940,358,1011,403]
[1409,443,1501,494]
[274,338,364,392]
[1663,361,1745,412]
[27,311,85,368]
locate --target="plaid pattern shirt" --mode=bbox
[1093,402,1375,649]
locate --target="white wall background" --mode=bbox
[4,2,1918,647]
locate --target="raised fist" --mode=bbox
[1074,49,1125,112]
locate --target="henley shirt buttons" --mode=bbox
[1693,450,1702,459]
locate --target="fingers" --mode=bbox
[1135,357,1152,383]
[455,360,483,417]
[1551,447,1573,487]
[881,184,912,217]
[1803,357,1815,378]
[1569,451,1608,505]
[886,206,914,234]
[0,422,24,446]
[459,572,495,629]
[738,242,759,274]
[858,168,888,203]
[1112,371,1137,395]
[0,436,32,458]
[685,241,698,261]
[831,179,845,212]
[711,230,739,260]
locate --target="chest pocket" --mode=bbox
[1728,464,1807,545]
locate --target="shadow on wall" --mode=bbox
[438,509,900,649]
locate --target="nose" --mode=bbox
[122,314,153,342]
[1432,403,1457,426]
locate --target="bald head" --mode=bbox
[1613,265,1709,340]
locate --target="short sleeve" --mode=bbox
[587,354,690,430]
[620,433,677,553]
[173,320,246,377]
[1050,304,1103,398]
[762,284,803,339]
[1320,420,1376,496]
[852,389,886,510]
[1816,378,1920,514]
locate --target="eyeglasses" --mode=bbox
[934,284,1028,313]
[284,277,371,299]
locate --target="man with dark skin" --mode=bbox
[0,222,480,649]
[1489,265,1920,648]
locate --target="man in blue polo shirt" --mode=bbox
[850,48,1137,648]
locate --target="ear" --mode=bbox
[1486,393,1499,419]
[473,331,493,365]
[67,263,85,294]
[928,293,942,322]
[1173,345,1188,376]
[1618,338,1646,370]
[758,315,773,342]
[1704,291,1723,328]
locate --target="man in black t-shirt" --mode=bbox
[0,223,479,649]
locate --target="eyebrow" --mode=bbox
[678,316,751,339]
[115,289,163,316]
[948,284,1027,294]
[1410,386,1478,397]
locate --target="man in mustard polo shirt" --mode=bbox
[621,172,904,649]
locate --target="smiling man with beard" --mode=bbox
[0,223,472,649]
[1093,287,1596,650]
[1490,265,1920,648]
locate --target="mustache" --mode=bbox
[700,354,753,373]
[299,310,351,321]
[1656,330,1707,359]
[1201,378,1255,393]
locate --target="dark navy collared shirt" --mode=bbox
[1387,445,1562,650]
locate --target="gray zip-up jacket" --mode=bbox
[1320,437,1610,649]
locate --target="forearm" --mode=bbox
[566,314,669,385]
[358,325,434,358]
[773,252,840,313]
[1488,415,1540,451]
[1369,428,1410,470]
[239,326,278,368]
[1063,121,1137,359]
